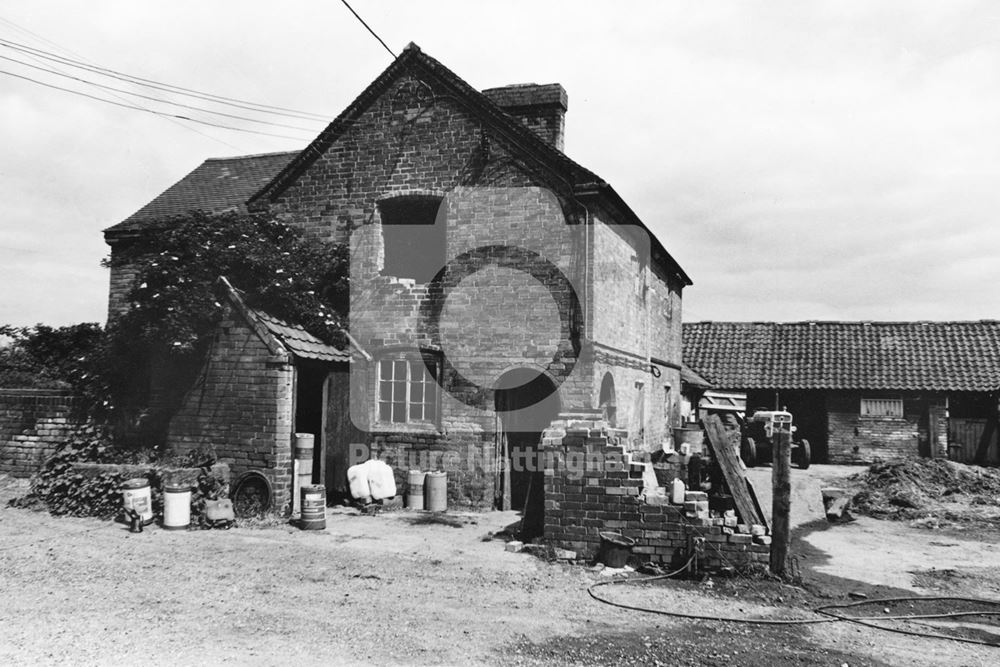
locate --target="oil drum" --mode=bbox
[299,484,326,530]
[407,470,426,510]
[424,471,447,512]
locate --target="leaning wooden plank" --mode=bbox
[702,414,765,527]
[745,477,769,532]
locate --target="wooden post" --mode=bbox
[770,428,791,576]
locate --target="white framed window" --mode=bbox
[377,357,438,424]
[860,397,903,418]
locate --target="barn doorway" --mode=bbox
[494,368,560,535]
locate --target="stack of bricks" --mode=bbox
[0,389,81,477]
[543,411,770,571]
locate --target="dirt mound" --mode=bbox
[851,459,1000,522]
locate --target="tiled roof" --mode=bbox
[684,321,1000,392]
[250,309,350,363]
[681,363,712,389]
[104,151,298,235]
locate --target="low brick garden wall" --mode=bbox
[543,412,770,571]
[0,389,82,477]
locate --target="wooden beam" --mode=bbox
[770,429,791,576]
[702,414,765,528]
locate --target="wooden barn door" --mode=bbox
[324,365,364,499]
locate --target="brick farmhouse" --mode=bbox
[684,321,1000,466]
[103,44,692,514]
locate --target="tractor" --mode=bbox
[740,410,811,469]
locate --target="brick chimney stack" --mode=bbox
[482,83,568,152]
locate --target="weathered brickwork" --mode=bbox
[165,304,295,511]
[0,390,81,477]
[543,413,769,571]
[105,237,155,321]
[251,72,685,506]
[827,391,948,464]
[102,52,689,509]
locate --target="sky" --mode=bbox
[1,0,998,328]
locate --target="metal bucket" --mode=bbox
[162,483,191,530]
[597,531,635,568]
[300,484,326,530]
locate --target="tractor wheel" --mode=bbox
[797,439,812,469]
[741,437,757,468]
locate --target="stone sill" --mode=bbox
[369,422,440,435]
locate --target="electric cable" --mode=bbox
[0,53,324,133]
[339,0,396,58]
[0,68,312,142]
[0,35,330,121]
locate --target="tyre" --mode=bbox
[741,437,757,468]
[797,439,812,469]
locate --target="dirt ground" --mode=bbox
[1,468,998,666]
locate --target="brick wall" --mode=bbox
[257,73,685,506]
[104,237,153,321]
[827,391,948,463]
[543,412,770,571]
[165,304,296,512]
[0,389,80,477]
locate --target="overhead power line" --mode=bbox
[339,0,396,59]
[0,36,331,122]
[0,68,312,142]
[0,16,241,149]
[0,52,323,133]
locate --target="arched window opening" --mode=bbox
[378,195,445,283]
[599,372,617,427]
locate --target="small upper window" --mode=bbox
[378,357,439,424]
[378,195,445,284]
[861,397,903,418]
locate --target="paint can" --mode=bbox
[424,471,447,512]
[299,484,326,530]
[121,478,154,525]
[407,470,427,510]
[162,483,192,530]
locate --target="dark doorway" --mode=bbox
[294,362,328,484]
[756,389,829,464]
[495,368,560,538]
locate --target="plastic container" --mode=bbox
[407,470,426,510]
[162,483,191,530]
[671,477,686,504]
[347,462,372,502]
[425,471,447,512]
[367,460,397,501]
[597,532,635,568]
[300,484,326,530]
[121,478,154,525]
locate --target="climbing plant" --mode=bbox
[99,210,349,425]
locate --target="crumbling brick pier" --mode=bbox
[543,412,771,571]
